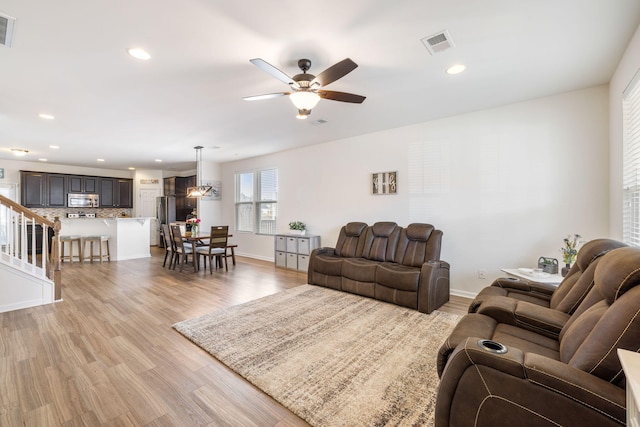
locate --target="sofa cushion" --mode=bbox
[393,224,436,268]
[342,257,380,282]
[361,222,400,262]
[335,222,368,258]
[594,246,640,304]
[550,238,627,311]
[311,253,343,277]
[376,262,420,291]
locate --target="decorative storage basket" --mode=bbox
[538,257,559,274]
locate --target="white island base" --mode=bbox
[59,218,151,261]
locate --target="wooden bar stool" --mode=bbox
[82,235,111,263]
[60,235,82,263]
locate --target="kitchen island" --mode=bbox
[59,217,151,261]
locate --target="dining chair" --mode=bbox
[161,223,175,268]
[196,226,229,273]
[170,224,196,272]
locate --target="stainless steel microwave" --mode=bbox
[68,193,99,208]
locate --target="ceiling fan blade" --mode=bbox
[310,58,358,87]
[318,90,366,103]
[249,58,298,87]
[243,92,290,101]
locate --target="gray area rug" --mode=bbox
[173,285,461,427]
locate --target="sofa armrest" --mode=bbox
[436,337,626,427]
[417,260,450,314]
[310,247,337,257]
[469,277,555,313]
[474,297,569,338]
[492,276,556,296]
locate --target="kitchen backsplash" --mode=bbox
[32,208,133,219]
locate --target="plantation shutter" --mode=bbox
[257,169,278,234]
[623,70,640,247]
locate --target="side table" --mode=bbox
[619,349,640,427]
[500,268,563,286]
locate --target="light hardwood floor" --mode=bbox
[0,248,471,426]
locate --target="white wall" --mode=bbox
[197,159,223,231]
[609,24,640,239]
[0,159,133,186]
[221,86,610,296]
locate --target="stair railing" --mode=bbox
[0,194,62,301]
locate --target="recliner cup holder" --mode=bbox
[478,339,508,354]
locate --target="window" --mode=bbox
[623,70,640,246]
[235,168,278,234]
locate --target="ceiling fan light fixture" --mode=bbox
[290,91,320,110]
[296,109,311,120]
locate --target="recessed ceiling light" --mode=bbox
[39,158,48,162]
[11,148,28,156]
[127,48,151,60]
[97,158,105,162]
[155,159,162,162]
[39,113,55,120]
[446,64,466,75]
[128,167,136,170]
[49,145,60,149]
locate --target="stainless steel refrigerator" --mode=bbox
[157,196,176,248]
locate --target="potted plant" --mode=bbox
[289,221,306,235]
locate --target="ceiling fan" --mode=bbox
[243,58,366,119]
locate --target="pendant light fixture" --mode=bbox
[186,146,212,198]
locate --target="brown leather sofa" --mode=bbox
[468,238,627,338]
[307,221,450,313]
[435,246,640,427]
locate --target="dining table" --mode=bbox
[182,232,237,269]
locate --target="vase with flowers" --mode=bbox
[187,217,201,236]
[560,233,583,277]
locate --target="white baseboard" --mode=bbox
[0,298,49,314]
[450,289,478,299]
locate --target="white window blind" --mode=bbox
[234,168,278,235]
[623,70,640,247]
[257,169,278,234]
[235,172,254,232]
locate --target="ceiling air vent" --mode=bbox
[0,12,16,47]
[421,30,454,55]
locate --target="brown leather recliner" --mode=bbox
[435,246,640,427]
[376,223,450,313]
[308,221,450,313]
[468,239,628,338]
[307,221,368,290]
[468,238,627,313]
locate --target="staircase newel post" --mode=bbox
[51,217,62,301]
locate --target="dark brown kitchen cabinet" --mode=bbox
[99,178,132,208]
[46,174,67,207]
[21,171,132,209]
[68,175,98,193]
[99,178,115,207]
[166,175,196,220]
[20,171,66,207]
[116,179,132,208]
[21,172,46,207]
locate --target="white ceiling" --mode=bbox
[1,0,639,171]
